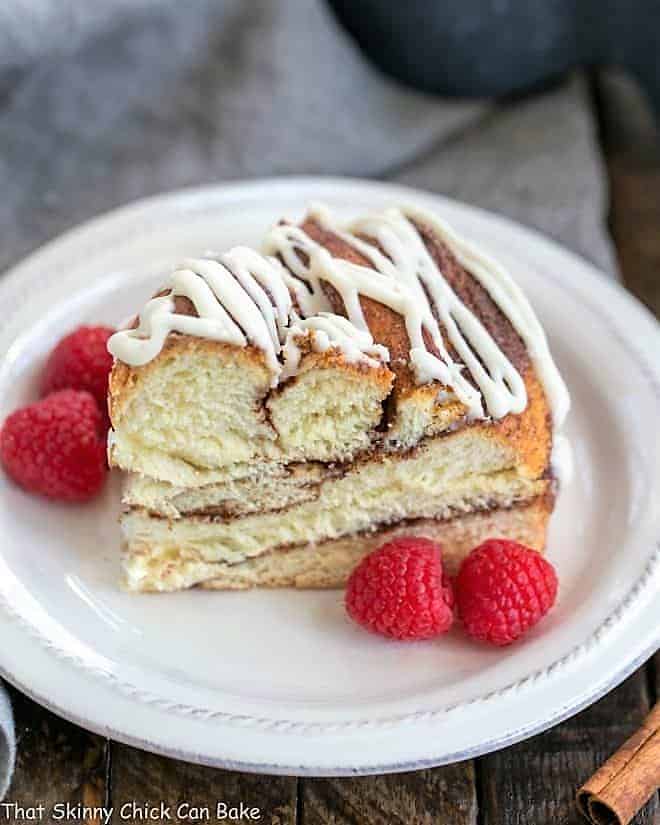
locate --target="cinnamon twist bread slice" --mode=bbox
[107,203,569,592]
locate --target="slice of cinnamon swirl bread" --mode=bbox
[107,204,569,593]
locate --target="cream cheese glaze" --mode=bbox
[264,204,570,432]
[281,313,389,381]
[108,203,570,437]
[108,248,293,380]
[107,247,385,384]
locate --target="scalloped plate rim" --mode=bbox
[0,177,658,774]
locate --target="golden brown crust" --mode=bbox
[487,366,551,478]
[298,216,551,475]
[110,214,552,482]
[268,330,394,391]
[300,217,427,408]
[300,217,529,378]
[296,217,552,463]
[414,219,529,374]
[109,330,393,431]
[108,335,271,428]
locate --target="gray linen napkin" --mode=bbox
[0,0,617,796]
[0,690,14,799]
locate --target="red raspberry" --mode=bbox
[41,325,114,414]
[455,539,558,646]
[345,537,454,640]
[0,389,107,502]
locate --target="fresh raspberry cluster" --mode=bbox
[455,538,558,645]
[0,325,113,502]
[345,537,557,646]
[41,326,114,411]
[0,390,107,501]
[345,537,454,640]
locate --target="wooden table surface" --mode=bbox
[4,73,660,825]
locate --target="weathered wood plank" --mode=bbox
[299,763,477,825]
[109,744,296,825]
[479,671,658,824]
[596,67,660,723]
[598,68,660,319]
[3,685,109,823]
[477,68,660,825]
[6,65,660,825]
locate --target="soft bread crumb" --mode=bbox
[121,468,550,591]
[109,337,393,480]
[123,497,551,592]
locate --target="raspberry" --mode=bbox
[345,536,454,640]
[455,539,558,646]
[41,325,114,414]
[0,389,107,502]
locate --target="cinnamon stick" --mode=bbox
[577,702,660,825]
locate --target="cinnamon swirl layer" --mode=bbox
[122,384,550,522]
[263,205,568,449]
[121,465,550,590]
[107,203,569,595]
[108,204,567,484]
[122,495,552,592]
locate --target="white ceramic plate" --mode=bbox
[0,178,658,776]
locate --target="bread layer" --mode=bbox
[123,496,552,592]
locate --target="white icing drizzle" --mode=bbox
[264,204,570,432]
[281,313,389,380]
[108,203,569,444]
[400,204,570,431]
[107,247,386,385]
[335,208,527,420]
[108,249,292,381]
